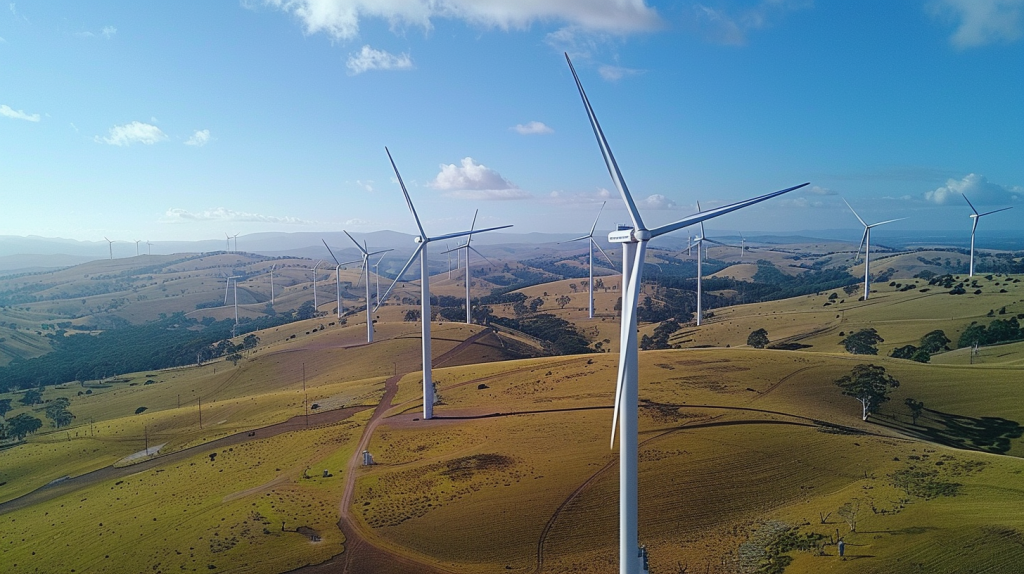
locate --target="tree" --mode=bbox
[44,397,74,428]
[20,389,43,406]
[403,309,421,322]
[7,413,43,439]
[556,295,572,309]
[227,353,242,366]
[529,297,544,312]
[837,499,860,532]
[840,328,883,355]
[747,328,770,349]
[905,398,924,425]
[918,330,950,354]
[296,300,317,320]
[834,364,900,421]
[0,398,12,419]
[242,334,260,349]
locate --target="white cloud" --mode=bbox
[778,197,825,208]
[184,129,211,147]
[691,0,811,45]
[807,185,837,195]
[598,65,642,82]
[929,0,1024,48]
[102,25,117,38]
[547,188,613,205]
[511,121,553,135]
[164,207,312,224]
[346,45,413,74]
[431,157,515,191]
[924,173,1022,205]
[96,121,167,146]
[638,194,677,210]
[263,0,660,40]
[0,104,40,122]
[443,188,532,200]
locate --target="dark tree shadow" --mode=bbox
[879,408,1024,454]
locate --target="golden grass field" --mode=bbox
[2,259,1024,573]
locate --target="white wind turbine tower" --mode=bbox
[964,195,1012,277]
[269,264,276,305]
[135,240,141,256]
[376,147,512,420]
[566,54,808,574]
[446,242,453,279]
[104,237,114,260]
[225,233,232,252]
[232,234,239,253]
[146,241,153,255]
[844,198,904,300]
[563,201,616,319]
[322,240,360,320]
[373,252,387,303]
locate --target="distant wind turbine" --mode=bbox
[232,234,239,253]
[566,53,807,574]
[135,240,141,256]
[269,264,276,305]
[686,203,743,326]
[104,237,114,260]
[312,260,323,313]
[844,198,905,300]
[322,242,359,320]
[330,234,391,342]
[146,240,153,255]
[225,233,231,252]
[373,252,387,304]
[562,201,615,319]
[964,195,1012,277]
[443,210,499,324]
[376,147,512,420]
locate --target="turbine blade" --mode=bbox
[857,228,868,260]
[589,201,607,237]
[703,237,739,248]
[466,209,478,247]
[559,234,592,244]
[610,241,647,447]
[867,217,906,228]
[374,244,423,310]
[366,248,393,258]
[696,200,706,240]
[979,206,1013,217]
[385,147,427,239]
[374,252,388,266]
[843,198,868,228]
[963,194,980,215]
[322,240,341,265]
[650,183,810,239]
[565,54,645,232]
[343,230,368,254]
[355,260,366,288]
[592,238,615,267]
[468,245,494,267]
[429,224,512,243]
[972,216,979,236]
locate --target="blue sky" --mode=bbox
[1,0,1021,245]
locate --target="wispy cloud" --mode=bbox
[430,157,530,200]
[262,0,660,40]
[598,64,642,82]
[96,121,167,146]
[924,173,1022,204]
[691,0,811,46]
[511,121,553,135]
[164,207,312,224]
[1,104,40,122]
[75,25,117,39]
[547,188,613,205]
[184,129,211,147]
[638,193,678,210]
[929,0,1024,48]
[807,185,836,195]
[346,45,413,75]
[355,179,373,192]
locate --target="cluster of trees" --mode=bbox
[958,317,1023,349]
[0,396,46,441]
[640,320,680,350]
[840,328,884,355]
[489,314,592,355]
[890,330,950,363]
[747,328,770,349]
[0,310,301,393]
[44,397,75,428]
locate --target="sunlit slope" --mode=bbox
[674,273,1024,355]
[349,348,1024,573]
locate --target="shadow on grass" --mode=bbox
[877,408,1024,454]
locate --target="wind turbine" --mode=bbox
[104,237,114,260]
[312,260,323,313]
[844,199,904,300]
[566,54,807,574]
[135,240,141,256]
[228,275,243,337]
[322,242,359,320]
[269,264,276,305]
[329,234,391,342]
[446,242,453,279]
[964,195,1012,277]
[225,233,232,252]
[232,234,239,253]
[562,201,615,319]
[376,147,512,420]
[373,252,387,304]
[146,241,153,255]
[686,203,743,326]
[443,210,499,324]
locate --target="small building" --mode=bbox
[362,450,374,466]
